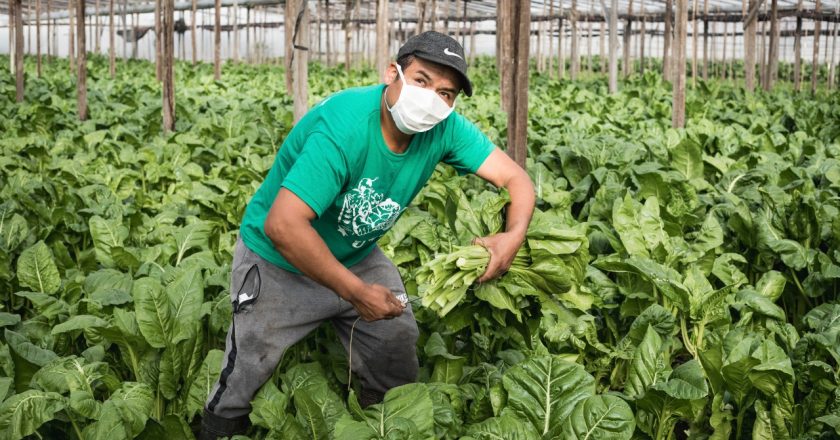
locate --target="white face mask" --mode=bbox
[385,64,455,135]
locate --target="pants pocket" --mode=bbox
[233,264,261,313]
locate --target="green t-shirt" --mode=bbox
[240,84,495,272]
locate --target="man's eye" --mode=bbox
[440,92,450,100]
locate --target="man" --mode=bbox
[200,31,535,439]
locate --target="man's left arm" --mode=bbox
[473,148,536,282]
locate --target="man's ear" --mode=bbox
[384,63,399,85]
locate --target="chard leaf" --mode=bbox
[16,241,60,295]
[625,326,666,399]
[69,390,102,419]
[334,383,435,440]
[4,330,58,367]
[502,355,594,437]
[650,359,708,400]
[132,277,172,349]
[669,135,704,180]
[51,315,110,335]
[612,194,650,258]
[88,216,129,268]
[755,271,786,302]
[250,380,291,430]
[0,390,65,440]
[560,395,635,440]
[172,221,213,266]
[166,269,204,344]
[83,382,154,440]
[462,411,540,440]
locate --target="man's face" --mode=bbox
[384,57,462,109]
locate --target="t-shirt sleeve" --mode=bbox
[440,113,497,175]
[280,132,348,217]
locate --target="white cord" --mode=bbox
[347,316,361,392]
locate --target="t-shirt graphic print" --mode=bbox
[338,177,405,249]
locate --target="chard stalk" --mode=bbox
[680,316,697,359]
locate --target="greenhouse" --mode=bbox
[2,0,840,439]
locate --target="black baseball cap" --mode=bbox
[397,31,473,97]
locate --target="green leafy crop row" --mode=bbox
[1,54,839,439]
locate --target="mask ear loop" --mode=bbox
[385,63,406,111]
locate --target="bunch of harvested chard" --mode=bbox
[415,245,490,316]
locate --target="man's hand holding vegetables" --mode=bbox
[200,31,535,440]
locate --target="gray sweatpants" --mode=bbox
[205,238,419,419]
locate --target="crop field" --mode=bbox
[2,55,840,439]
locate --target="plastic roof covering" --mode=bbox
[3,0,839,23]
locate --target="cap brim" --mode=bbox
[412,53,473,97]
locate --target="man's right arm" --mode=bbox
[263,188,404,321]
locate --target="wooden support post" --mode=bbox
[162,0,175,132]
[461,0,467,48]
[9,0,14,76]
[27,0,30,54]
[443,0,449,33]
[586,8,592,73]
[354,0,362,68]
[702,0,708,80]
[830,5,839,90]
[672,0,688,128]
[47,0,51,61]
[501,0,530,169]
[376,0,389,80]
[558,14,564,79]
[609,0,618,91]
[109,0,115,77]
[233,0,239,62]
[640,0,646,74]
[664,0,672,80]
[498,2,511,109]
[600,21,606,74]
[77,0,87,120]
[94,0,100,53]
[14,0,23,102]
[326,0,331,66]
[537,1,545,72]
[191,0,197,64]
[293,2,310,123]
[824,15,831,69]
[744,0,757,91]
[729,18,738,78]
[316,0,322,62]
[121,0,127,60]
[811,0,821,95]
[245,6,250,63]
[430,0,437,32]
[416,0,426,35]
[763,0,778,91]
[469,21,476,64]
[178,12,183,60]
[758,0,767,88]
[155,0,162,80]
[132,12,138,59]
[548,0,554,76]
[570,0,579,80]
[214,0,221,79]
[36,0,42,77]
[710,16,716,77]
[691,0,697,86]
[623,0,633,78]
[344,0,352,72]
[69,0,76,71]
[720,15,729,79]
